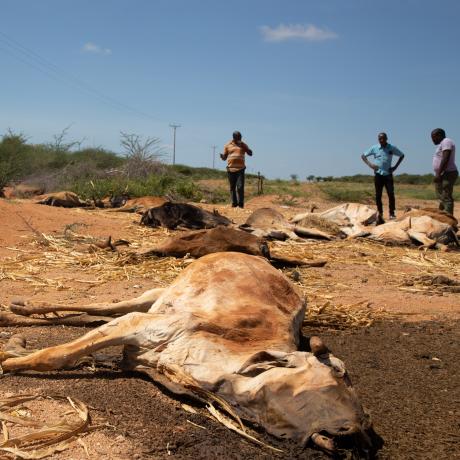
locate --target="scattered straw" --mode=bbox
[0,394,90,459]
[304,300,390,329]
[2,222,459,328]
[207,404,283,453]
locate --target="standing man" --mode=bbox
[220,131,253,208]
[361,132,405,223]
[431,128,458,215]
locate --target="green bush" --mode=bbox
[0,132,30,193]
[70,173,203,202]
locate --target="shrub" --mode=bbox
[0,131,30,194]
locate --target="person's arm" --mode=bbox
[361,150,377,171]
[244,143,253,156]
[220,145,228,160]
[390,147,405,173]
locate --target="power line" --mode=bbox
[0,30,165,123]
[169,124,181,165]
[0,30,220,160]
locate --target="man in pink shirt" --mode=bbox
[431,128,458,215]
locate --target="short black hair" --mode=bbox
[233,131,242,140]
[378,132,388,139]
[431,128,446,138]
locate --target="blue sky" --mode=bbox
[1,0,459,178]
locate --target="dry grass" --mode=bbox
[271,238,460,327]
[0,393,90,459]
[1,227,459,328]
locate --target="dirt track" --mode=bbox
[1,196,459,459]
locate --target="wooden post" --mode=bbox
[257,172,264,195]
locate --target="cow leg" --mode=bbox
[0,311,112,327]
[9,288,165,317]
[406,230,437,248]
[1,312,153,372]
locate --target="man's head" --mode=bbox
[378,132,388,147]
[431,128,446,145]
[233,131,242,142]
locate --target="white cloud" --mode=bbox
[260,24,338,42]
[82,42,112,55]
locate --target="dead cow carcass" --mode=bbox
[144,226,326,267]
[107,196,168,213]
[241,208,334,240]
[0,253,379,455]
[293,203,458,248]
[37,191,91,208]
[291,203,378,237]
[359,215,458,248]
[141,202,231,229]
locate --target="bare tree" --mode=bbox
[120,132,165,178]
[51,125,85,152]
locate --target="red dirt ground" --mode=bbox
[1,196,459,459]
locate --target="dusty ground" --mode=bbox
[1,195,459,459]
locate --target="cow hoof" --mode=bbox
[0,312,10,327]
[309,336,329,356]
[311,432,336,453]
[10,304,32,316]
[10,297,26,306]
[5,334,27,352]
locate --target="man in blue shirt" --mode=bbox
[361,132,405,223]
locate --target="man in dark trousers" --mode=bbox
[361,132,405,224]
[221,131,253,208]
[431,128,458,215]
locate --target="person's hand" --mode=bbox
[390,166,396,173]
[371,164,378,171]
[220,153,225,160]
[433,174,442,183]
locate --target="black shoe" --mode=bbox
[232,204,238,208]
[389,214,396,220]
[376,215,385,225]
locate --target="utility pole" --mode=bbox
[212,145,217,169]
[169,123,181,165]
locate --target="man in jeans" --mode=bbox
[221,131,253,208]
[361,132,405,224]
[431,128,458,215]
